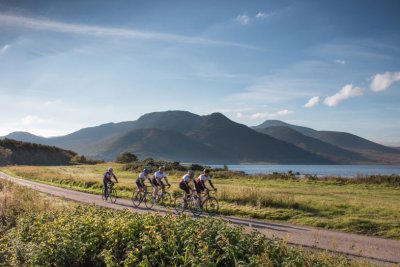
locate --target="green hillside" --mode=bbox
[0,139,77,166]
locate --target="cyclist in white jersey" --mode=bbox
[136,168,152,193]
[179,170,195,205]
[152,166,171,199]
[194,169,217,194]
[194,168,217,207]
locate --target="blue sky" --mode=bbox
[0,0,399,145]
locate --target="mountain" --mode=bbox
[96,128,231,163]
[0,138,77,166]
[94,112,330,164]
[253,120,400,164]
[185,113,331,164]
[256,126,373,164]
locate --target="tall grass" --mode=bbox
[219,186,300,209]
[0,179,71,235]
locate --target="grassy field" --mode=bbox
[2,163,400,240]
[0,176,374,266]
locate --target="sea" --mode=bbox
[207,165,400,177]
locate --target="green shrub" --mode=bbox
[0,206,355,267]
[115,152,138,163]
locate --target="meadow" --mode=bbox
[0,177,373,266]
[2,163,400,240]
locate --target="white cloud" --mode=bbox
[21,115,45,126]
[236,12,272,25]
[236,14,251,25]
[324,84,363,107]
[0,44,11,54]
[0,13,254,49]
[335,59,346,65]
[370,72,400,92]
[255,12,268,19]
[248,109,294,120]
[304,96,320,108]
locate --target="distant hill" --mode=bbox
[4,131,49,144]
[253,120,316,136]
[253,120,400,164]
[256,126,373,164]
[0,139,77,166]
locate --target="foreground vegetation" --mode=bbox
[0,179,371,266]
[2,163,400,240]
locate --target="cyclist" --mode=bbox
[103,167,118,200]
[136,168,152,193]
[194,168,217,207]
[152,166,171,200]
[179,170,195,206]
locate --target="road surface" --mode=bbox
[1,171,399,265]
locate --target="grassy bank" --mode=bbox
[2,164,400,239]
[0,178,370,266]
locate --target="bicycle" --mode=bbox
[174,189,219,215]
[102,181,118,203]
[150,185,172,208]
[199,189,219,215]
[173,190,202,215]
[131,186,154,209]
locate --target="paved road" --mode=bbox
[1,171,399,265]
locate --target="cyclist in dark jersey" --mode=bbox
[103,167,118,199]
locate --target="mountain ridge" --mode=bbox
[3,111,398,164]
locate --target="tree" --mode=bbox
[115,152,138,163]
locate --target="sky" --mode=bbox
[0,0,399,145]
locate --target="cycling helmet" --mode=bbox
[203,168,210,174]
[159,166,165,171]
[188,170,195,176]
[143,168,150,174]
[108,167,113,172]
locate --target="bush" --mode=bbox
[0,206,354,267]
[115,152,138,163]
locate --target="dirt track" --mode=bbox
[1,171,399,265]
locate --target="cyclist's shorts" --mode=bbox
[194,180,205,193]
[179,181,190,194]
[136,178,145,189]
[152,178,164,188]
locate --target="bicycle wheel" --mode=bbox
[144,194,154,209]
[132,191,143,207]
[159,192,172,207]
[189,197,202,216]
[174,195,186,214]
[204,197,219,215]
[109,188,118,203]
